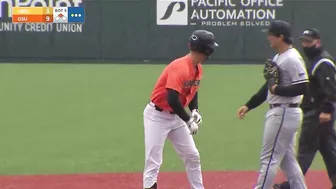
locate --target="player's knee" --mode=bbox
[261,157,278,168]
[146,146,163,160]
[144,146,164,170]
[185,151,200,163]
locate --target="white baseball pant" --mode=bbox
[142,102,204,189]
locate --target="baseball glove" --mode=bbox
[263,59,280,87]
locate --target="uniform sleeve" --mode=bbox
[167,89,191,122]
[313,60,336,113]
[272,58,309,97]
[288,58,309,85]
[245,82,268,110]
[165,70,185,93]
[188,92,198,111]
[165,68,191,122]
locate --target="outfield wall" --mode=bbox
[0,0,335,63]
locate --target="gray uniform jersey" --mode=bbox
[267,48,309,104]
[255,48,308,189]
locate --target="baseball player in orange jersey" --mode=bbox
[142,30,218,189]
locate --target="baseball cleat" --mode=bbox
[145,182,157,189]
[273,184,281,189]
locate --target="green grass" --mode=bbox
[0,63,325,175]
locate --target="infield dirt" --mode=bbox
[0,170,330,189]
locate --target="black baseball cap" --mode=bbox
[299,28,320,41]
[262,20,293,41]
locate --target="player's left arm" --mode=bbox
[313,61,336,113]
[188,92,202,124]
[272,58,309,97]
[188,92,198,111]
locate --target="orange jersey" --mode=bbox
[150,54,203,111]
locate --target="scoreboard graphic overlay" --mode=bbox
[12,7,85,23]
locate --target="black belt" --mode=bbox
[270,103,299,109]
[150,102,175,114]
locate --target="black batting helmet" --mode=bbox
[262,20,293,44]
[189,30,218,56]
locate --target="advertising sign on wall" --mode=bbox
[157,0,284,27]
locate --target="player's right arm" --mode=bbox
[237,82,268,119]
[165,70,191,122]
[245,82,268,111]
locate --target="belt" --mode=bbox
[149,102,175,114]
[269,103,299,109]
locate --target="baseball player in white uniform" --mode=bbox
[237,20,309,189]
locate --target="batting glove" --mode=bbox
[186,118,199,135]
[191,109,202,125]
